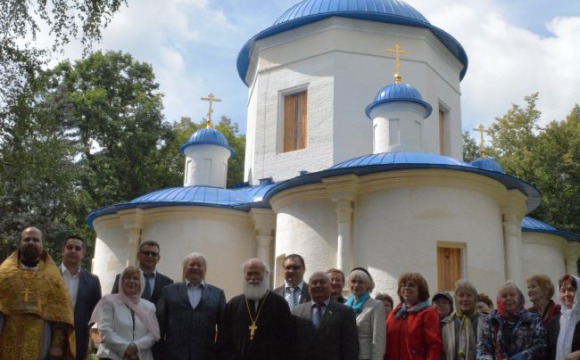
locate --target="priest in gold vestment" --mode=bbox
[0,227,75,360]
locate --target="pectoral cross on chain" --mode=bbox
[249,321,258,340]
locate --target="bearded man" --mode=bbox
[0,227,75,360]
[220,258,297,360]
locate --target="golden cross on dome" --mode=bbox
[201,93,222,128]
[385,44,410,84]
[473,124,487,157]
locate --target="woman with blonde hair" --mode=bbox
[527,274,561,330]
[478,281,546,360]
[441,279,485,360]
[92,266,160,360]
[346,268,386,360]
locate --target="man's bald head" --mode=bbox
[19,227,44,265]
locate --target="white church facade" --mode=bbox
[89,0,579,300]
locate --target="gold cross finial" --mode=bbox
[472,124,487,157]
[385,44,410,84]
[200,93,222,128]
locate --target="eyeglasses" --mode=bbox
[140,251,159,258]
[66,245,83,251]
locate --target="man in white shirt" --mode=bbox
[60,235,102,360]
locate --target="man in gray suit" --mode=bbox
[60,235,102,360]
[293,271,359,360]
[156,252,226,360]
[273,254,310,311]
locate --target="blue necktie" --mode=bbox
[142,273,154,300]
[313,304,325,328]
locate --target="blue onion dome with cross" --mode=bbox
[237,0,468,85]
[179,93,234,157]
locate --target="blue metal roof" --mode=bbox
[237,0,468,86]
[179,128,235,157]
[522,216,580,242]
[262,151,541,213]
[365,83,433,118]
[88,151,548,230]
[471,157,505,173]
[86,182,277,228]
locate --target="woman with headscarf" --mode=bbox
[548,274,580,360]
[384,272,442,360]
[91,265,160,360]
[440,279,485,360]
[346,268,386,360]
[477,280,546,360]
[527,274,561,330]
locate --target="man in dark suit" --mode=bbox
[293,271,359,360]
[60,235,102,360]
[273,254,311,311]
[156,252,226,360]
[111,240,173,305]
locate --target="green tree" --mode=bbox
[486,93,540,183]
[531,106,580,233]
[462,131,479,162]
[1,0,127,128]
[43,51,178,209]
[484,93,579,233]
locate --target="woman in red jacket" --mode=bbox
[384,272,442,360]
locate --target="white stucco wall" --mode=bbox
[244,17,464,184]
[521,232,567,286]
[92,207,256,299]
[183,145,230,188]
[271,170,522,303]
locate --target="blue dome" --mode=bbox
[471,157,505,173]
[522,216,580,242]
[237,0,468,85]
[180,128,234,156]
[365,83,432,118]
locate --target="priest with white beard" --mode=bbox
[220,258,297,360]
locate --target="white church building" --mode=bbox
[89,0,579,300]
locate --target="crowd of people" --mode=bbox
[1,226,579,360]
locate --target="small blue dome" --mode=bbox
[237,0,468,85]
[179,128,235,156]
[471,157,505,173]
[365,83,432,118]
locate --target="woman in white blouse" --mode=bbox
[92,266,160,360]
[345,267,386,360]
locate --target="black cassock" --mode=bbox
[221,291,297,360]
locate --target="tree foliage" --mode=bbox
[482,93,579,233]
[0,0,127,125]
[462,131,479,162]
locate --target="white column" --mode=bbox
[336,199,353,272]
[118,209,144,268]
[250,208,276,286]
[503,211,524,285]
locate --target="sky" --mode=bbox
[55,0,580,139]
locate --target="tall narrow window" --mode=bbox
[439,109,445,155]
[437,246,462,291]
[283,91,307,152]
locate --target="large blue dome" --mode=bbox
[365,83,432,118]
[237,0,468,85]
